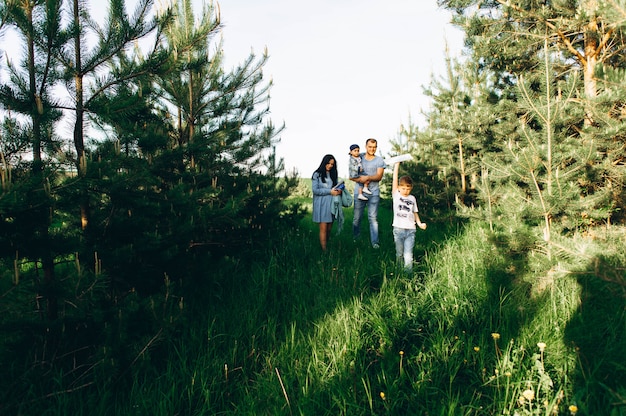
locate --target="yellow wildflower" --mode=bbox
[380,391,386,400]
[569,404,578,414]
[474,346,480,352]
[491,333,500,340]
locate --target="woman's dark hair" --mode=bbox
[313,154,338,186]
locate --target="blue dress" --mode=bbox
[312,171,334,223]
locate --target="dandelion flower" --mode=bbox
[569,404,578,414]
[491,333,500,340]
[537,342,546,352]
[380,392,386,400]
[521,389,535,402]
[474,346,480,352]
[399,351,404,356]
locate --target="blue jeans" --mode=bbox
[393,227,416,272]
[352,194,380,246]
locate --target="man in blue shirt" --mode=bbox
[349,138,385,248]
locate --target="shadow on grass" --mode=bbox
[406,227,541,412]
[564,255,626,415]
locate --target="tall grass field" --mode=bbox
[2,191,626,415]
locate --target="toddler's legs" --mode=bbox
[358,186,368,201]
[362,180,372,194]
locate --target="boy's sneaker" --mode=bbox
[358,194,369,201]
[362,186,372,195]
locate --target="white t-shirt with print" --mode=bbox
[392,190,418,230]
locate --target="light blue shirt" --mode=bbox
[358,154,385,195]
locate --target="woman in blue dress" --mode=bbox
[312,154,341,251]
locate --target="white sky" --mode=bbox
[0,0,465,179]
[217,0,465,178]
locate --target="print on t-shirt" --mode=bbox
[396,196,415,218]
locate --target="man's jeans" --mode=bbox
[393,227,416,272]
[353,194,380,246]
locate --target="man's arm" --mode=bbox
[369,167,384,183]
[350,169,382,184]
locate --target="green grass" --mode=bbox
[2,202,626,415]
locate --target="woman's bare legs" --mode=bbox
[319,222,333,251]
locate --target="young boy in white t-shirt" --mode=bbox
[392,161,426,272]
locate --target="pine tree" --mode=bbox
[54,0,167,232]
[485,41,608,250]
[437,0,626,227]
[75,0,298,292]
[0,0,300,403]
[0,0,66,319]
[423,47,499,196]
[439,0,626,114]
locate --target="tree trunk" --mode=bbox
[458,137,466,193]
[583,0,599,125]
[72,0,89,230]
[26,2,57,320]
